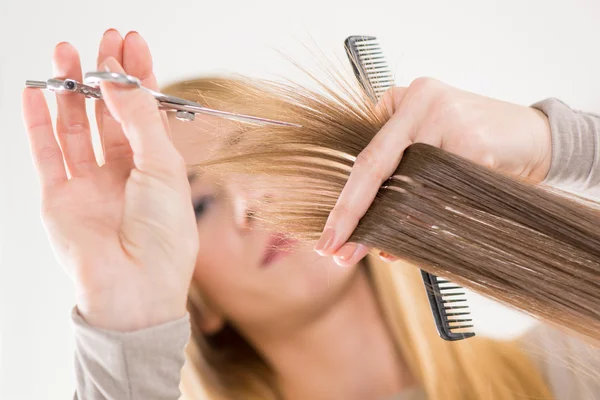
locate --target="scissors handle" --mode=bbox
[25,72,302,128]
[26,78,103,99]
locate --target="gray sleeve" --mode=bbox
[532,98,600,199]
[516,100,600,398]
[518,324,600,400]
[71,307,190,400]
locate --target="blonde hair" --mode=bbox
[163,78,554,400]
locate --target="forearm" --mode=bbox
[71,307,190,400]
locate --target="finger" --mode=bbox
[22,88,68,190]
[123,31,159,91]
[314,91,413,256]
[100,57,179,176]
[332,243,369,267]
[122,31,170,134]
[52,42,96,176]
[376,86,408,117]
[96,29,130,163]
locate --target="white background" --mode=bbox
[1,0,599,399]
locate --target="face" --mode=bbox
[170,115,359,335]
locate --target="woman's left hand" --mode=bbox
[313,78,552,267]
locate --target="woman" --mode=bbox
[21,29,600,400]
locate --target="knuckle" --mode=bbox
[479,152,497,170]
[355,147,387,182]
[66,123,89,135]
[355,147,378,170]
[138,151,187,180]
[57,120,89,136]
[408,77,456,120]
[408,77,441,95]
[378,86,408,114]
[105,141,133,160]
[121,91,159,126]
[33,146,62,167]
[128,97,155,121]
[332,203,360,225]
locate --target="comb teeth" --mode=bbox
[344,36,394,102]
[421,271,476,341]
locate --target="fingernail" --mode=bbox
[333,256,350,267]
[314,227,335,255]
[379,251,397,262]
[125,31,142,43]
[334,253,358,267]
[103,28,120,37]
[103,57,124,73]
[336,243,358,261]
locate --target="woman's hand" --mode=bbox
[314,78,552,266]
[21,30,198,331]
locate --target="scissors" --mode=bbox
[25,71,302,128]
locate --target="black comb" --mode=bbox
[344,35,394,103]
[420,271,475,340]
[344,35,475,341]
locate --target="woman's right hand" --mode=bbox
[21,30,199,332]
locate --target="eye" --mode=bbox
[193,195,215,219]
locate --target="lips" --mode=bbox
[261,233,299,267]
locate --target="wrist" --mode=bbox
[527,108,552,183]
[76,292,188,332]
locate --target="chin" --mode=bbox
[269,249,359,300]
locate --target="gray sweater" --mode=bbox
[71,98,600,400]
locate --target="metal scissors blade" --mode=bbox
[26,72,302,128]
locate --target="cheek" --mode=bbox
[196,226,239,265]
[194,218,244,286]
[278,249,359,303]
[191,211,254,315]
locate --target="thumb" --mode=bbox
[99,57,178,174]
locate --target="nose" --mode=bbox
[233,195,254,231]
[231,177,274,232]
